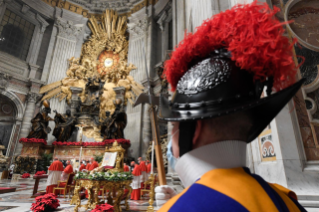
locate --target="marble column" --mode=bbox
[28,14,49,78]
[16,92,37,154]
[45,17,82,144]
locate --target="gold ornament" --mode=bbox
[39,9,144,139]
[71,141,132,212]
[71,179,132,212]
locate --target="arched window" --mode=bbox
[0,9,35,60]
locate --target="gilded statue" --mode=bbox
[38,9,144,139]
[66,57,87,79]
[52,109,77,142]
[27,100,54,140]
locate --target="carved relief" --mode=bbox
[26,92,38,103]
[0,73,12,91]
[127,19,148,37]
[21,4,30,14]
[55,17,82,41]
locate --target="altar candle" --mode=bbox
[151,141,154,174]
[79,147,82,167]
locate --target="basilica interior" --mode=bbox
[0,0,317,211]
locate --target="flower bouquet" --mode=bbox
[91,203,114,212]
[19,138,47,145]
[30,193,60,212]
[52,139,130,147]
[21,173,30,178]
[35,171,46,176]
[74,171,133,181]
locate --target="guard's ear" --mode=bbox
[192,120,202,146]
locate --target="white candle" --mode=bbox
[79,147,82,168]
[151,141,154,174]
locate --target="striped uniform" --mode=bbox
[159,167,306,212]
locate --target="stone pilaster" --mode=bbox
[46,17,82,144]
[141,80,153,158]
[0,73,12,91]
[125,12,150,158]
[27,14,49,78]
[16,92,37,155]
[157,7,172,61]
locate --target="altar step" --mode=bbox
[298,195,319,208]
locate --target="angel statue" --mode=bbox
[27,100,54,140]
[52,109,77,142]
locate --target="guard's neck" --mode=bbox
[175,140,247,187]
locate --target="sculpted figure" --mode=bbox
[66,57,80,78]
[52,109,77,142]
[105,99,127,139]
[101,111,112,139]
[27,100,54,140]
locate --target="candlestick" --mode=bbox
[79,147,82,168]
[151,141,154,174]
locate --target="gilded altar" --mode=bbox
[71,141,132,212]
[71,179,132,212]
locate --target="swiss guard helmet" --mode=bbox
[158,1,304,156]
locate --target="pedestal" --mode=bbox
[20,143,46,159]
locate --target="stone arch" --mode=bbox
[0,90,24,121]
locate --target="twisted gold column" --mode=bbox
[147,174,155,212]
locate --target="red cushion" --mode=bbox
[58,182,66,187]
[67,173,75,185]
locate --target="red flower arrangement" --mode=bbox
[91,203,114,212]
[30,193,60,212]
[35,171,46,176]
[19,138,47,145]
[21,173,30,178]
[52,139,130,147]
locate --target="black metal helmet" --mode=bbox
[158,2,304,156]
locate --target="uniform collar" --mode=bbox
[175,140,247,188]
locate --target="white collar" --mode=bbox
[175,140,247,187]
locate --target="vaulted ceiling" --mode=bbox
[69,0,141,13]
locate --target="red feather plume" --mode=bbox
[164,1,298,91]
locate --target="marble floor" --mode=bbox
[0,178,176,212]
[0,178,316,212]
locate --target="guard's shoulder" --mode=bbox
[157,186,190,212]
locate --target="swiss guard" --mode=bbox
[155,1,307,212]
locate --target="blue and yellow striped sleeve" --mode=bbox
[158,167,305,212]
